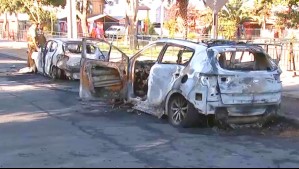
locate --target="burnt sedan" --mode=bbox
[31,38,108,80]
[79,38,282,127]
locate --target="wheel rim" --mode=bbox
[170,96,188,125]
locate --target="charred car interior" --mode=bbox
[133,43,164,98]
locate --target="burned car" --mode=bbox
[31,38,107,80]
[80,38,282,127]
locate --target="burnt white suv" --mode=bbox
[79,38,282,127]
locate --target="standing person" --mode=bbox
[97,24,106,40]
[36,24,47,74]
[27,23,39,73]
[91,22,97,38]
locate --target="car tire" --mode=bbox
[51,66,63,80]
[167,94,205,128]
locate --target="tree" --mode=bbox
[0,0,102,37]
[176,0,189,38]
[13,0,65,23]
[252,0,299,29]
[163,0,190,38]
[0,0,21,33]
[164,3,211,38]
[219,0,251,39]
[253,0,271,30]
[125,0,139,50]
[275,0,299,28]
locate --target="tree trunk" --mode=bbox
[81,0,89,37]
[125,0,139,50]
[177,0,189,39]
[3,12,8,38]
[15,13,19,41]
[262,16,266,30]
[51,13,53,35]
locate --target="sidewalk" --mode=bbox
[281,72,299,99]
[0,40,27,60]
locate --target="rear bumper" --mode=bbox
[220,92,281,105]
[214,105,280,124]
[57,60,80,79]
[206,101,281,115]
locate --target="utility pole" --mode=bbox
[67,0,78,39]
[212,10,218,39]
[204,0,229,39]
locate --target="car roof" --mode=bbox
[109,25,125,28]
[156,38,207,50]
[49,38,83,43]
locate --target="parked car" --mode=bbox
[31,38,110,80]
[79,38,282,127]
[105,25,126,38]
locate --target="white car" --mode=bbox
[105,25,126,38]
[80,38,282,127]
[31,38,108,80]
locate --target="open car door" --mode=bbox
[79,38,129,101]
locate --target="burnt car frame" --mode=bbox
[80,38,282,127]
[31,38,107,80]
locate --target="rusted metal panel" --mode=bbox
[79,59,127,100]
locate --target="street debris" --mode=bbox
[18,67,35,74]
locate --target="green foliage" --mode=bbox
[0,0,65,22]
[219,0,251,24]
[219,20,237,40]
[187,32,197,39]
[148,24,157,35]
[218,0,251,39]
[252,0,299,29]
[275,0,299,28]
[46,0,66,7]
[164,19,177,38]
[0,0,21,14]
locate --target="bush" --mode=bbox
[187,32,197,39]
[164,19,177,38]
[149,24,158,35]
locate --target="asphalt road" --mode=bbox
[1,53,299,168]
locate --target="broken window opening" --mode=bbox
[161,45,194,65]
[217,51,274,71]
[133,43,164,98]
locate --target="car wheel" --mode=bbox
[167,94,204,128]
[51,66,63,80]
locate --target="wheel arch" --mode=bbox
[164,90,185,116]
